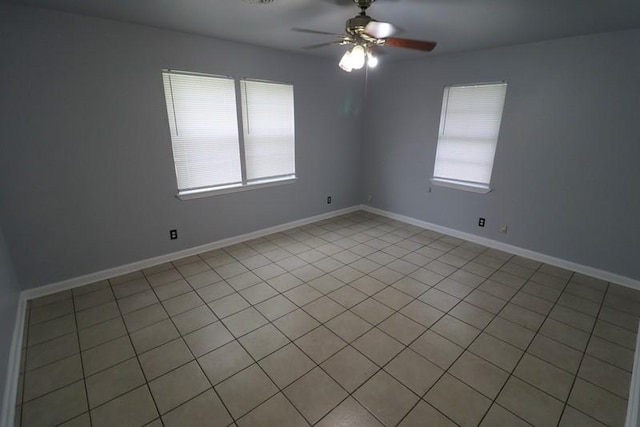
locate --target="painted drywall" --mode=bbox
[363,29,640,281]
[0,226,21,418]
[0,4,364,288]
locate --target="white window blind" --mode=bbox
[433,82,507,190]
[240,80,295,181]
[162,72,242,191]
[161,71,296,198]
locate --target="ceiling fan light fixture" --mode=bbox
[367,51,378,68]
[339,49,354,72]
[350,45,366,69]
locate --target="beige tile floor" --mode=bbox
[14,211,640,426]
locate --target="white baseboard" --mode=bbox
[361,205,640,290]
[1,295,26,427]
[22,206,361,301]
[626,320,640,427]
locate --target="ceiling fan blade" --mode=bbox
[303,41,344,49]
[292,27,344,37]
[364,21,403,39]
[384,37,437,52]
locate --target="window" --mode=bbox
[432,82,507,193]
[162,70,296,199]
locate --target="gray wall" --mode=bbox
[0,4,364,288]
[0,226,21,413]
[363,29,640,281]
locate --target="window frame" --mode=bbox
[430,81,508,194]
[161,70,297,200]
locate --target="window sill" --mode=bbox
[430,178,491,194]
[177,176,297,200]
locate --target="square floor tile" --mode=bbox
[240,282,278,305]
[425,373,491,427]
[222,307,268,338]
[431,315,481,348]
[325,311,372,343]
[268,273,303,293]
[449,302,495,330]
[354,370,418,427]
[237,393,308,427]
[208,293,250,319]
[27,333,79,371]
[255,295,298,321]
[480,404,531,427]
[410,330,463,370]
[162,389,232,427]
[273,309,320,340]
[539,318,589,351]
[260,343,315,388]
[350,298,394,325]
[419,288,460,312]
[328,285,368,309]
[385,348,443,395]
[373,287,413,310]
[399,401,456,427]
[559,406,608,427]
[352,328,404,366]
[239,324,290,360]
[284,367,347,424]
[23,354,83,402]
[122,303,167,333]
[468,332,523,373]
[28,314,76,347]
[316,397,383,427]
[498,303,545,331]
[198,340,253,385]
[321,346,378,392]
[527,334,582,374]
[171,305,217,335]
[82,336,134,376]
[149,361,211,414]
[86,358,146,408]
[78,317,127,352]
[284,284,323,307]
[449,351,509,399]
[216,364,278,419]
[497,376,564,427]
[378,313,426,345]
[129,318,180,354]
[295,325,346,364]
[117,290,158,315]
[138,338,194,381]
[463,290,506,314]
[303,296,346,323]
[307,274,345,295]
[161,291,203,317]
[151,280,191,301]
[22,381,87,427]
[196,281,235,303]
[514,353,574,401]
[184,321,234,357]
[578,355,630,399]
[485,317,535,350]
[90,385,157,427]
[349,276,387,296]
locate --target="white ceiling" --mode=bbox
[6,0,640,60]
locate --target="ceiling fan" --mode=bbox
[293,0,437,72]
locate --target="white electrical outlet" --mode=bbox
[500,224,508,233]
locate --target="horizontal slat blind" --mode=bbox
[241,80,295,181]
[162,71,242,191]
[433,83,507,186]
